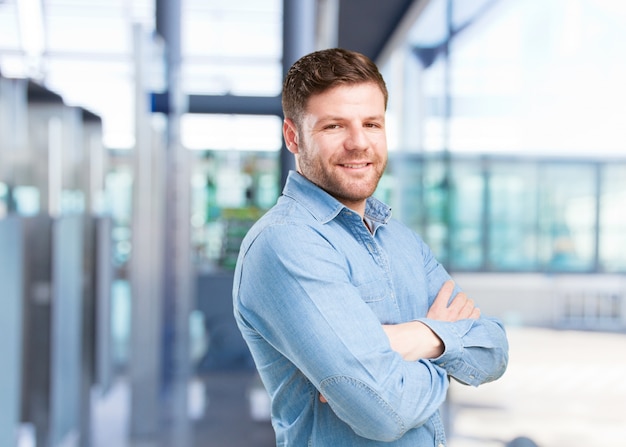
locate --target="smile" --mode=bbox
[340,163,370,169]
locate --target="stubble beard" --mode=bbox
[298,150,387,204]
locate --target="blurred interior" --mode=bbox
[1,0,625,446]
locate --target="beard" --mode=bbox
[297,148,387,204]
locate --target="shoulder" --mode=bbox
[240,197,332,256]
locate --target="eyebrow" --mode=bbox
[317,114,385,123]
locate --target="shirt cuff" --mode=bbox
[417,318,474,363]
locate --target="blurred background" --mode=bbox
[1,0,625,446]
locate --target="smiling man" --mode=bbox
[233,48,509,446]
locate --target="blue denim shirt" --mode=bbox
[233,171,509,446]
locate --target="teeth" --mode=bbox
[342,163,368,168]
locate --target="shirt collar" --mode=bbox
[282,170,392,226]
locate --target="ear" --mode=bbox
[283,118,299,154]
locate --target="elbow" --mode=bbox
[475,345,509,385]
[350,404,408,442]
[490,346,509,382]
[320,376,409,442]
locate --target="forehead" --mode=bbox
[304,82,386,117]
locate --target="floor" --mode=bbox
[91,370,275,447]
[447,327,626,447]
[91,327,626,447]
[192,371,275,447]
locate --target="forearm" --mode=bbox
[317,357,449,441]
[421,316,509,386]
[382,315,509,387]
[382,320,444,361]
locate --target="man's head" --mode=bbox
[282,48,388,128]
[282,48,389,216]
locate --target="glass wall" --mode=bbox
[190,150,279,270]
[487,160,538,271]
[600,164,626,272]
[384,0,626,156]
[386,154,626,274]
[381,0,626,274]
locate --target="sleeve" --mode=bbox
[419,316,509,386]
[235,222,449,442]
[416,234,510,387]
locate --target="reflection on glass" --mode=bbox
[449,161,484,270]
[537,164,596,272]
[382,154,625,273]
[600,164,626,272]
[191,150,279,270]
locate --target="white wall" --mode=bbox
[453,273,626,331]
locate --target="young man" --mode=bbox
[233,48,508,446]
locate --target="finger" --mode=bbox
[459,297,476,319]
[448,292,469,313]
[319,394,327,403]
[470,307,481,319]
[433,280,455,309]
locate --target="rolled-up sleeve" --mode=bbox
[419,317,509,386]
[414,232,509,387]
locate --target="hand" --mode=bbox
[427,280,480,322]
[382,321,443,361]
[381,280,480,362]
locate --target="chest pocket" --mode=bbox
[355,278,399,322]
[356,278,388,302]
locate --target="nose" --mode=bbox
[345,126,368,151]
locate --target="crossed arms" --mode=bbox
[383,279,481,361]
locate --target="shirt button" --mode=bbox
[438,443,445,447]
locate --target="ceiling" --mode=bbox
[0,0,424,147]
[337,0,419,61]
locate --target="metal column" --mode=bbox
[156,0,194,443]
[280,0,317,187]
[129,24,165,439]
[0,217,24,447]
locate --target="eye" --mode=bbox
[364,122,382,129]
[323,124,341,130]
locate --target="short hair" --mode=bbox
[281,48,388,125]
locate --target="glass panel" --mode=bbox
[181,114,282,152]
[448,159,484,270]
[488,161,538,270]
[384,154,425,233]
[182,0,282,97]
[190,150,279,270]
[0,182,7,218]
[599,163,626,272]
[422,158,450,262]
[537,163,597,271]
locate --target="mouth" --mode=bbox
[339,162,370,169]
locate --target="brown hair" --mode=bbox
[281,48,388,125]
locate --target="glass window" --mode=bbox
[190,150,279,270]
[537,163,597,272]
[182,0,282,97]
[448,159,484,270]
[488,161,539,270]
[599,163,626,272]
[384,154,425,232]
[422,157,450,262]
[181,114,282,152]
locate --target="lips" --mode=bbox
[339,162,370,169]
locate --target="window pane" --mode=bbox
[448,159,484,270]
[422,158,450,262]
[599,164,626,272]
[537,164,597,271]
[488,161,538,270]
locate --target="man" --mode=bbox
[233,48,508,446]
